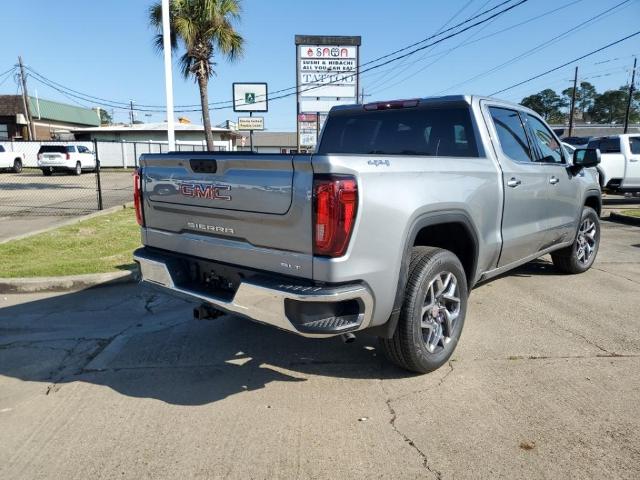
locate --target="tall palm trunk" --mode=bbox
[197,74,215,150]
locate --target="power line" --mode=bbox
[22,0,528,111]
[490,30,640,95]
[368,0,584,97]
[25,0,527,114]
[440,0,633,94]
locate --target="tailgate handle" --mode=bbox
[190,159,217,174]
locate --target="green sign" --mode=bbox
[245,92,256,104]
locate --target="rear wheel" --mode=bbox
[42,168,52,176]
[74,162,82,175]
[551,206,600,274]
[379,246,468,374]
[12,159,22,173]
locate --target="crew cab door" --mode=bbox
[484,104,549,267]
[523,113,580,248]
[623,136,640,189]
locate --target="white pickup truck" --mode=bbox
[589,134,640,193]
[0,145,24,173]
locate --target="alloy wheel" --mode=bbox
[576,218,597,265]
[421,271,461,353]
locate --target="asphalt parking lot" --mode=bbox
[0,219,639,479]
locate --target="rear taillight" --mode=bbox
[65,153,70,160]
[313,175,358,257]
[133,169,144,226]
[37,153,42,160]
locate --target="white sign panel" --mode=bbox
[297,44,359,111]
[300,58,356,73]
[299,132,317,147]
[300,99,353,113]
[233,83,268,112]
[237,117,264,131]
[299,46,357,59]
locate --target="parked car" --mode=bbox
[133,95,602,374]
[587,135,640,192]
[37,145,96,176]
[0,145,24,173]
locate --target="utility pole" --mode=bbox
[568,66,578,138]
[129,100,135,125]
[18,56,35,140]
[623,56,637,134]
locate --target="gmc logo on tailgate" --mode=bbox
[179,183,232,201]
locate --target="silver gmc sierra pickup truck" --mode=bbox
[133,95,602,373]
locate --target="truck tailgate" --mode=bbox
[139,153,314,278]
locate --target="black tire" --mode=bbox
[42,168,52,176]
[551,206,600,274]
[12,159,22,173]
[379,246,468,374]
[74,162,82,176]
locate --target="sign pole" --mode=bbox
[161,0,176,151]
[249,111,254,152]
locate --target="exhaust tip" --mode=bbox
[340,332,356,344]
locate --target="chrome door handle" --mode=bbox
[549,176,559,185]
[630,158,638,162]
[507,178,521,188]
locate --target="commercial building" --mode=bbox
[0,95,100,140]
[73,122,240,151]
[237,131,299,153]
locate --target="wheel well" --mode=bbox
[584,195,601,217]
[413,222,477,286]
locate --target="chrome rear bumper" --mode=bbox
[134,248,374,338]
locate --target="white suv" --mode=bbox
[37,145,96,176]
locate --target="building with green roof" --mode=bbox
[0,95,100,141]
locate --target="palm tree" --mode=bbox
[149,0,243,150]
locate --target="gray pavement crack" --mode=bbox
[384,395,442,479]
[592,267,640,285]
[378,379,444,479]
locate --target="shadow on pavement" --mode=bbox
[0,284,400,406]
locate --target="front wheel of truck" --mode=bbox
[380,246,468,374]
[551,206,600,274]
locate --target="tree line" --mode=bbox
[520,82,639,125]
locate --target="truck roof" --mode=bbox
[330,94,526,113]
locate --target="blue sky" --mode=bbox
[1,0,638,130]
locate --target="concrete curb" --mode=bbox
[609,212,640,227]
[0,269,139,294]
[0,203,134,245]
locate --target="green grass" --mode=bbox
[0,208,140,278]
[619,209,640,218]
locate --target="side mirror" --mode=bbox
[572,148,600,169]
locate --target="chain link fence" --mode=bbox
[0,140,209,217]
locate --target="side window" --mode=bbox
[630,137,640,154]
[78,146,88,153]
[526,115,564,163]
[66,146,77,153]
[0,145,5,152]
[600,138,621,153]
[488,106,532,163]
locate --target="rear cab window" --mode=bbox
[587,137,621,153]
[317,104,480,157]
